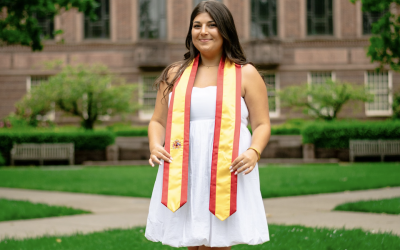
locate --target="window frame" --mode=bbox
[138,0,167,40]
[84,0,110,39]
[263,72,280,118]
[362,10,386,35]
[33,13,55,40]
[138,72,160,120]
[306,0,333,36]
[251,0,278,39]
[364,71,393,117]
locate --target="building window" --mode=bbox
[264,73,279,118]
[251,0,277,38]
[84,0,110,39]
[308,71,334,85]
[33,13,54,39]
[139,74,159,120]
[307,0,333,35]
[27,76,50,92]
[139,0,167,39]
[363,11,386,35]
[26,76,55,121]
[365,71,392,116]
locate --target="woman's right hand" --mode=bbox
[149,144,173,167]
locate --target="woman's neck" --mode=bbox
[199,51,223,67]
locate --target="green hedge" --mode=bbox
[0,154,5,166]
[0,131,115,156]
[113,128,148,137]
[302,121,400,149]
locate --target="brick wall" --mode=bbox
[116,0,133,41]
[226,0,245,39]
[284,0,302,39]
[59,8,78,43]
[0,76,26,118]
[341,0,358,38]
[171,0,190,40]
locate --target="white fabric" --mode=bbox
[145,86,270,248]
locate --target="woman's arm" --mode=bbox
[148,66,179,167]
[230,64,271,175]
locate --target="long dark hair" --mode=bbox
[154,0,254,101]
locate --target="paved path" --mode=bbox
[0,187,399,240]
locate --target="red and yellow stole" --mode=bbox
[162,54,241,221]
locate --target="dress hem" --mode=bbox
[145,237,270,248]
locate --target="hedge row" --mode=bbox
[113,128,148,137]
[302,121,400,149]
[0,131,115,156]
[113,126,301,136]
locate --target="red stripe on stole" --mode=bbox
[180,56,200,206]
[230,64,242,215]
[209,56,225,215]
[161,75,182,208]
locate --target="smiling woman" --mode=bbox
[145,1,271,249]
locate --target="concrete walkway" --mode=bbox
[0,187,399,240]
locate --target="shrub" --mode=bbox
[0,154,5,166]
[0,131,115,159]
[107,125,148,137]
[302,121,400,148]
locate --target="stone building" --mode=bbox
[0,0,398,125]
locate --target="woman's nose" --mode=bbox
[200,24,208,35]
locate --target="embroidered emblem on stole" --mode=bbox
[162,54,242,221]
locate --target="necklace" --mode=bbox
[201,62,219,69]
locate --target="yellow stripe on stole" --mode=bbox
[215,59,237,220]
[167,61,193,212]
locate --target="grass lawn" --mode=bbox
[0,225,398,250]
[0,163,399,198]
[0,199,90,222]
[334,197,400,215]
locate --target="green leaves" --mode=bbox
[0,0,98,51]
[350,0,400,72]
[279,79,373,121]
[15,63,139,130]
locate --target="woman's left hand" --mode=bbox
[230,149,259,175]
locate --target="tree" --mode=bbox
[350,0,400,72]
[16,64,139,130]
[0,0,98,51]
[279,80,374,121]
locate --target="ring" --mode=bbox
[240,160,244,165]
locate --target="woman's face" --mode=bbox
[191,12,223,56]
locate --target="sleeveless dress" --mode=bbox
[145,86,270,248]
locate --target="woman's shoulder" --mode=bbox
[241,63,259,77]
[166,61,184,82]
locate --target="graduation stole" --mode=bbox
[162,54,242,221]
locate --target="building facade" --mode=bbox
[0,0,398,125]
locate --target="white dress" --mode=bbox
[145,86,270,248]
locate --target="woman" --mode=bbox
[145,1,271,249]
